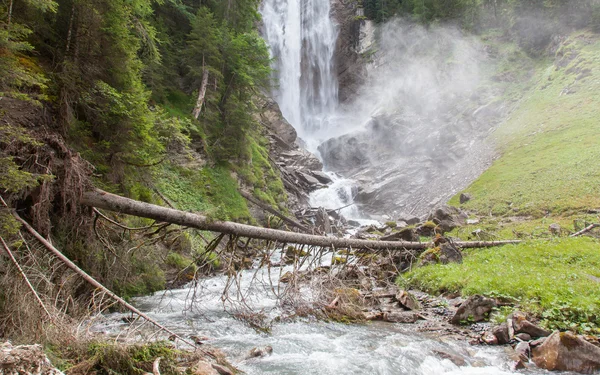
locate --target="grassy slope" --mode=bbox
[400,31,600,331]
[451,31,600,217]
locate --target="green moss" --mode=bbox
[399,237,600,333]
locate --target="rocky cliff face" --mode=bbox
[317,16,508,218]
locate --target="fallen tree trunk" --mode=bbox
[239,190,310,232]
[81,189,521,250]
[570,223,599,237]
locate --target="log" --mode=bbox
[80,189,522,250]
[570,223,599,237]
[239,190,310,232]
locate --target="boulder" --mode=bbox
[315,207,331,234]
[297,172,322,187]
[513,313,551,338]
[459,193,472,204]
[438,242,463,264]
[191,360,219,375]
[383,311,419,323]
[492,323,510,345]
[398,214,420,226]
[532,331,600,374]
[482,332,499,345]
[247,346,273,358]
[514,341,530,362]
[432,350,467,366]
[395,290,421,311]
[310,171,333,184]
[516,333,532,342]
[380,227,418,242]
[450,295,497,325]
[549,223,561,235]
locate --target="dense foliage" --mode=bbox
[362,0,600,34]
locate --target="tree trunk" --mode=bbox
[81,189,522,251]
[65,2,76,53]
[192,62,209,120]
[7,0,13,26]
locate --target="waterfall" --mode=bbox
[260,0,339,150]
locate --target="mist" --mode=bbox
[316,19,497,217]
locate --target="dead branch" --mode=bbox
[239,190,310,232]
[570,223,600,237]
[93,208,162,231]
[81,189,522,251]
[13,212,201,350]
[0,236,53,321]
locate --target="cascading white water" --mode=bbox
[261,0,339,149]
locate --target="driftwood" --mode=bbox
[13,212,199,350]
[239,190,310,232]
[570,223,600,237]
[81,189,522,250]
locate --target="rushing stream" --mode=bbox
[99,264,551,375]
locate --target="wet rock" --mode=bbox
[247,346,273,358]
[347,220,361,227]
[0,342,64,375]
[512,313,551,338]
[192,360,219,375]
[380,227,418,242]
[532,331,600,374]
[459,193,472,204]
[492,323,510,345]
[505,347,528,371]
[383,311,419,323]
[450,295,497,325]
[211,363,234,375]
[514,341,530,362]
[530,337,547,347]
[432,349,467,366]
[297,172,322,187]
[482,332,499,345]
[310,171,333,184]
[280,149,323,171]
[516,333,532,342]
[395,290,421,311]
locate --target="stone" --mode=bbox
[211,363,234,375]
[437,219,459,234]
[482,332,499,345]
[492,323,510,345]
[532,331,600,374]
[460,193,472,204]
[466,218,480,225]
[513,313,551,338]
[297,172,321,187]
[310,171,333,184]
[438,242,463,264]
[516,333,532,342]
[380,227,418,242]
[514,341,530,362]
[432,350,467,366]
[530,337,547,347]
[383,311,419,323]
[505,347,528,371]
[450,295,497,325]
[247,345,273,358]
[549,223,561,235]
[191,360,219,375]
[395,290,421,311]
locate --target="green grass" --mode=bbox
[155,162,251,221]
[451,31,600,217]
[399,237,600,332]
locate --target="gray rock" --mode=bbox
[212,363,234,375]
[549,223,561,235]
[515,341,530,362]
[466,218,480,225]
[247,345,273,358]
[380,227,418,242]
[492,323,510,345]
[383,311,419,323]
[310,171,333,184]
[432,350,467,366]
[516,333,532,342]
[297,172,321,187]
[532,331,600,374]
[395,290,421,311]
[439,242,463,264]
[315,207,331,234]
[451,295,497,325]
[459,193,472,204]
